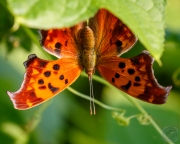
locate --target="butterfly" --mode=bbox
[7,9,172,114]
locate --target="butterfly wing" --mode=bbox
[97,51,172,104]
[7,54,83,109]
[39,22,85,58]
[89,9,137,57]
[8,22,86,109]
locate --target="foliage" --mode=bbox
[0,0,180,144]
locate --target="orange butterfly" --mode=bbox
[7,9,172,114]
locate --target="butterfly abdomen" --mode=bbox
[80,26,96,77]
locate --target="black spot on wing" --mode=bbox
[116,40,122,47]
[39,85,46,89]
[65,79,68,84]
[48,83,59,93]
[59,75,64,80]
[121,80,131,91]
[127,68,135,75]
[53,64,60,70]
[55,42,62,49]
[55,42,62,54]
[38,79,44,85]
[135,76,141,82]
[115,73,120,78]
[118,62,125,68]
[44,71,51,77]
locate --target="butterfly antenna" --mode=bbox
[89,75,96,115]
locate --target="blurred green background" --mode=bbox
[0,0,180,144]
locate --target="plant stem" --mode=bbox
[67,87,124,113]
[81,72,173,144]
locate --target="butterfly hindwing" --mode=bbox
[97,50,172,104]
[7,54,83,109]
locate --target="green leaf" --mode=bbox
[7,0,98,28]
[7,0,166,63]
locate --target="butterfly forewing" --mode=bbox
[97,51,172,104]
[39,22,86,58]
[7,54,83,109]
[89,9,137,57]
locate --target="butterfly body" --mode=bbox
[80,26,96,77]
[7,9,171,110]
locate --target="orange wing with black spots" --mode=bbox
[89,9,137,57]
[97,51,172,104]
[7,54,83,109]
[7,8,172,111]
[39,22,85,58]
[8,21,85,109]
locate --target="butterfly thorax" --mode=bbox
[81,26,96,77]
